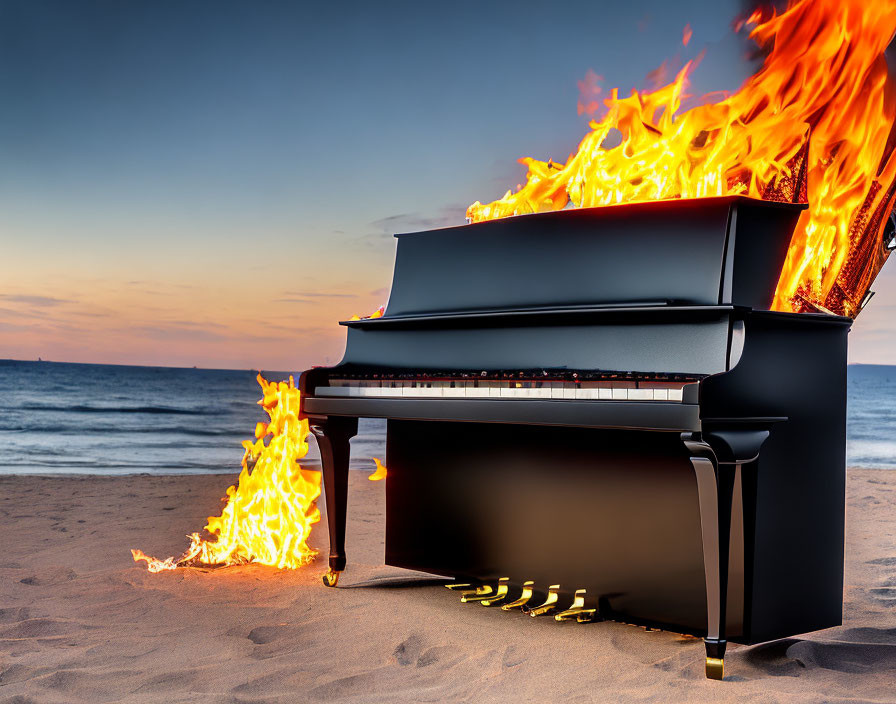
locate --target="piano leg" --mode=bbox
[684,435,735,681]
[310,416,358,588]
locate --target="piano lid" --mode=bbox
[381,196,805,318]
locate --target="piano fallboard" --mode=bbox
[303,396,701,432]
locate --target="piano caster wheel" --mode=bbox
[322,569,341,587]
[705,657,724,680]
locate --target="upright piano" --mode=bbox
[299,196,851,680]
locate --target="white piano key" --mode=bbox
[316,386,343,397]
[315,377,688,403]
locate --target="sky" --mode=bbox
[1,0,895,370]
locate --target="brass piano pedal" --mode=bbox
[447,583,491,599]
[444,581,474,591]
[554,589,595,622]
[322,568,341,587]
[705,657,724,680]
[480,578,511,606]
[501,580,535,611]
[461,584,498,603]
[526,584,561,617]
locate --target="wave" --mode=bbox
[0,424,244,436]
[14,403,217,416]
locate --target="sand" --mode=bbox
[1,469,895,703]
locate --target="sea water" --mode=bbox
[0,359,894,474]
[0,360,384,475]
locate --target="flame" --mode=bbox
[132,374,321,572]
[368,457,388,481]
[349,305,385,322]
[467,0,896,316]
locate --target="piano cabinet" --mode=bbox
[300,197,851,680]
[304,309,850,680]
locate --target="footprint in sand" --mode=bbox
[869,587,896,605]
[392,633,424,665]
[17,568,76,587]
[866,556,896,566]
[786,638,896,673]
[244,623,321,662]
[0,617,82,640]
[0,607,31,624]
[740,638,807,677]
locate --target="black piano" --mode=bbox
[299,196,851,680]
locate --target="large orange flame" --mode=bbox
[132,375,321,572]
[467,0,896,317]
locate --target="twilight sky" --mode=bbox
[2,0,895,370]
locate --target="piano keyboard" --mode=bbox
[315,379,687,402]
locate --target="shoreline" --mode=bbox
[1,469,894,702]
[0,465,891,477]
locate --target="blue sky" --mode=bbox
[1,0,894,369]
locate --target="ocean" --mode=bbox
[0,359,894,474]
[0,360,384,475]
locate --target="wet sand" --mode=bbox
[1,469,895,703]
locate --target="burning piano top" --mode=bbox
[299,195,852,680]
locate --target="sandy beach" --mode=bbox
[1,469,895,703]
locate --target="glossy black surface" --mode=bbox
[383,197,804,317]
[300,198,851,654]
